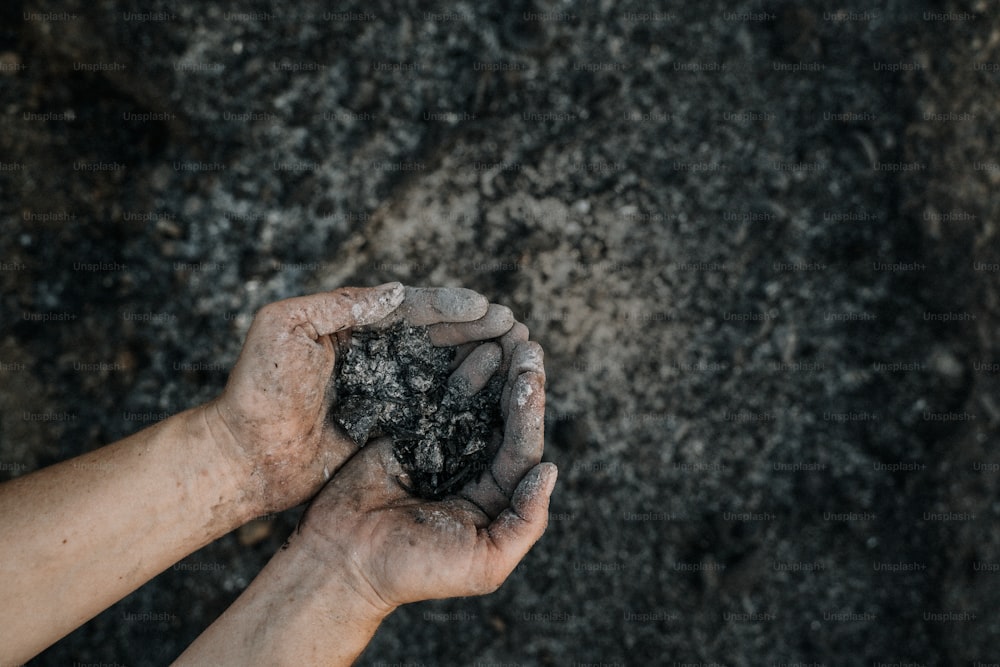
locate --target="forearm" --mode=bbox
[174,533,390,665]
[0,403,255,664]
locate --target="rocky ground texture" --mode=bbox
[1,0,999,665]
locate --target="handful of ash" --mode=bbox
[331,322,504,499]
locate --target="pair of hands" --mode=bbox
[207,282,555,611]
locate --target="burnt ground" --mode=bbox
[1,0,999,665]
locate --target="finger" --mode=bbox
[477,463,557,592]
[365,287,489,328]
[333,329,352,358]
[492,368,545,495]
[505,340,545,392]
[460,348,545,517]
[438,496,492,530]
[448,343,502,397]
[264,282,405,339]
[498,323,530,413]
[332,436,413,510]
[318,419,366,477]
[427,304,515,346]
[449,342,478,371]
[459,475,510,521]
[499,322,529,367]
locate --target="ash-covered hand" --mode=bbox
[208,283,515,515]
[293,326,556,611]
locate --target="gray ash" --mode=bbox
[331,322,503,499]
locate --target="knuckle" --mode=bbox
[479,570,506,595]
[256,301,286,321]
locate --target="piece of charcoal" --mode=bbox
[330,322,504,499]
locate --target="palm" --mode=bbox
[298,332,555,610]
[210,285,515,514]
[363,499,490,604]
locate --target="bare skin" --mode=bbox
[175,337,554,665]
[0,283,515,665]
[214,283,514,512]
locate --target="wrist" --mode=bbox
[227,531,393,663]
[289,526,399,625]
[175,529,392,666]
[182,401,261,525]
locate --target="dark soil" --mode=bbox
[331,323,503,499]
[3,1,1000,664]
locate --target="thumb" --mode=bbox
[276,282,406,338]
[340,437,413,509]
[482,462,557,580]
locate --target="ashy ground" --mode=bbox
[1,1,998,664]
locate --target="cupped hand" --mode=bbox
[294,328,556,612]
[207,283,515,515]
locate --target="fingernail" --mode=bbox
[492,305,515,330]
[376,281,404,294]
[542,463,558,496]
[395,473,413,493]
[513,342,544,373]
[376,282,406,308]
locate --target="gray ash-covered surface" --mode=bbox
[332,323,503,499]
[2,0,1000,665]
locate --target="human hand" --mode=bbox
[206,283,515,515]
[293,327,556,613]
